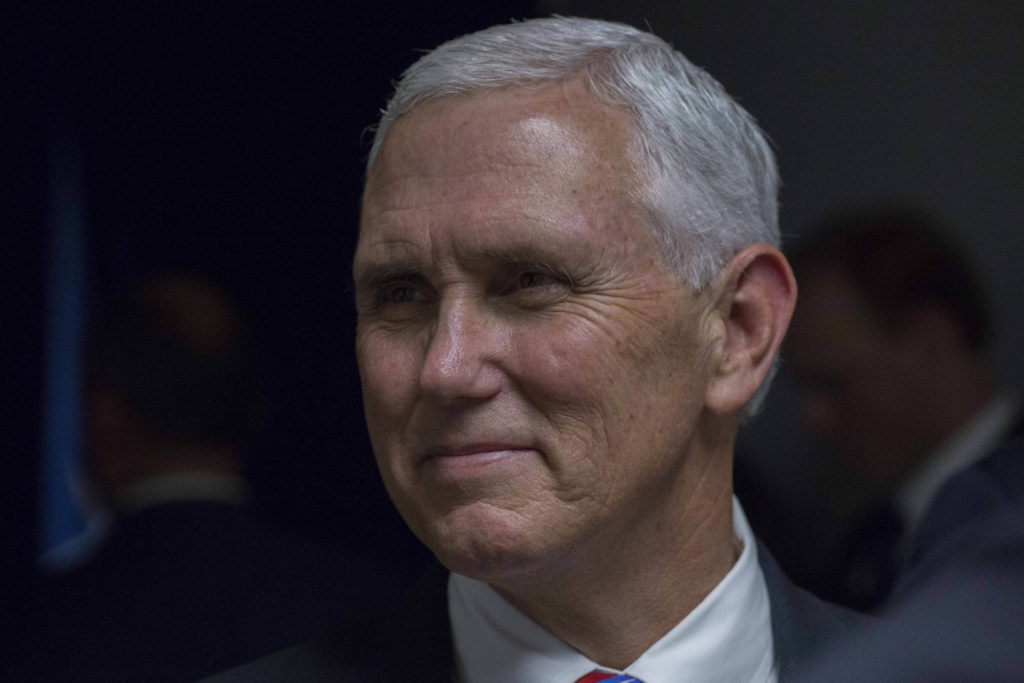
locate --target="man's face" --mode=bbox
[354,84,716,580]
[787,268,936,483]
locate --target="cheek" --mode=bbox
[356,335,424,516]
[509,309,700,443]
[356,331,422,438]
[509,319,620,408]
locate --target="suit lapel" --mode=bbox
[758,541,871,681]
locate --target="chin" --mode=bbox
[412,500,561,582]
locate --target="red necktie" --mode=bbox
[576,674,616,683]
[575,674,643,683]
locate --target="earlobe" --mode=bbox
[704,244,797,415]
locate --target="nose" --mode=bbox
[418,297,503,403]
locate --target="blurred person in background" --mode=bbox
[793,435,1024,681]
[786,205,1023,610]
[8,273,405,682]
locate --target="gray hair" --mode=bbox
[366,16,780,416]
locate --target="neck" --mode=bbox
[492,447,737,670]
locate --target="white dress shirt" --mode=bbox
[449,497,777,683]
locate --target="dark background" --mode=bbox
[6,0,533,580]
[8,1,1024,589]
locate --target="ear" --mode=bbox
[704,243,797,415]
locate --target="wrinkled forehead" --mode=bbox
[361,82,643,214]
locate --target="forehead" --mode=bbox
[368,82,637,191]
[357,84,651,264]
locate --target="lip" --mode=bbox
[424,443,534,460]
[419,443,539,479]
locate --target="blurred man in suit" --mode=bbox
[794,438,1024,681]
[786,206,1022,609]
[8,273,399,682]
[209,17,865,682]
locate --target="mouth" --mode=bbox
[425,442,532,459]
[421,443,538,476]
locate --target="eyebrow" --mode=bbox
[353,260,422,293]
[475,243,551,262]
[468,241,580,272]
[353,239,585,291]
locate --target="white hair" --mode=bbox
[366,16,781,416]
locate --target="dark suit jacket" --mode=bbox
[908,432,1024,570]
[205,543,867,682]
[787,436,1024,681]
[6,500,414,682]
[823,416,1024,611]
[793,502,1024,682]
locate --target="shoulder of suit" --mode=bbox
[200,562,455,682]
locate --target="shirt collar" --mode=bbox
[449,497,776,683]
[113,472,250,513]
[898,393,1020,534]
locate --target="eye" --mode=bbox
[363,275,432,314]
[380,282,418,305]
[516,271,556,290]
[495,264,573,310]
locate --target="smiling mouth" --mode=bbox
[425,443,534,460]
[421,444,538,476]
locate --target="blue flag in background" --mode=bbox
[39,121,101,570]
